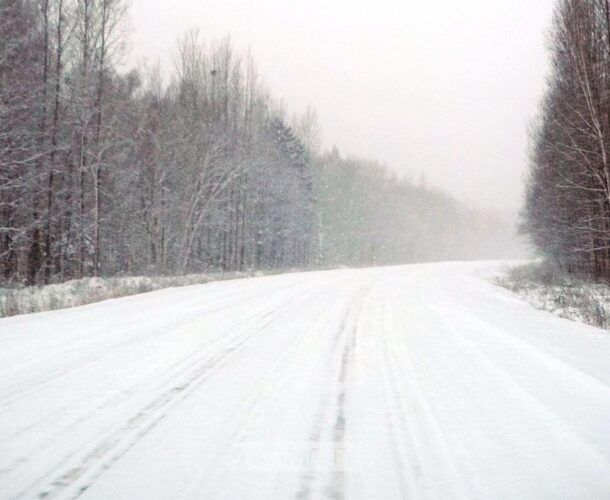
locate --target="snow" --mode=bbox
[1,261,610,499]
[0,271,266,318]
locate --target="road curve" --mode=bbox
[1,262,610,500]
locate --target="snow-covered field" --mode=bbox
[1,262,610,500]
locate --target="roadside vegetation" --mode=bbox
[1,0,518,289]
[523,0,610,283]
[499,263,610,330]
[516,0,610,330]
[0,270,276,318]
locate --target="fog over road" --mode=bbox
[1,263,610,499]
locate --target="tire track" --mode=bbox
[377,299,417,499]
[391,285,472,499]
[0,280,313,408]
[295,283,371,500]
[1,280,336,458]
[190,292,350,500]
[10,280,331,500]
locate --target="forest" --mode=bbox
[525,0,610,281]
[1,0,516,286]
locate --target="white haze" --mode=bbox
[127,0,555,213]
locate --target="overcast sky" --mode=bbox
[127,0,556,212]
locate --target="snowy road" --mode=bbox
[1,262,610,500]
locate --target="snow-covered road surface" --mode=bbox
[1,262,610,500]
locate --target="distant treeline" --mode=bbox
[525,0,610,281]
[1,0,517,286]
[315,149,520,267]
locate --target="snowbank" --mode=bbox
[498,263,610,330]
[0,271,267,318]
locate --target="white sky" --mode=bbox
[126,0,556,212]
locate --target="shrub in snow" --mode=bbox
[498,263,610,330]
[0,269,296,318]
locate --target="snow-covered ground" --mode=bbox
[1,262,610,500]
